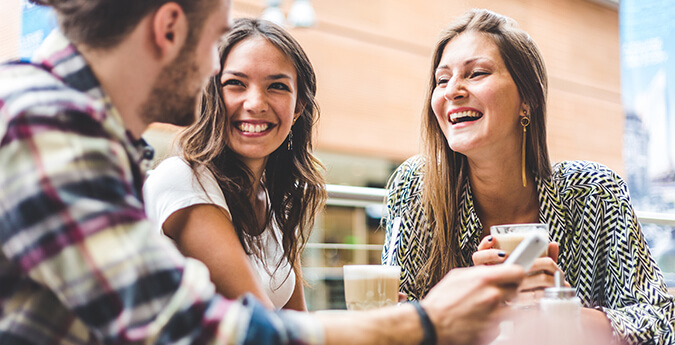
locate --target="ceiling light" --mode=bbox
[287,0,316,28]
[261,0,286,26]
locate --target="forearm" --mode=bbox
[317,305,423,345]
[580,308,615,343]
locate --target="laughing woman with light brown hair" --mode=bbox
[382,8,674,344]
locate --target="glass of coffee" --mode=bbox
[490,223,550,257]
[343,265,400,311]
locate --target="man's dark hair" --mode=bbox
[30,0,217,49]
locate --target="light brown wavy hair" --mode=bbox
[177,18,326,277]
[417,9,550,297]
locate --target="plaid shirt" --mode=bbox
[0,31,322,345]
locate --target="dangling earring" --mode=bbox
[287,129,293,151]
[288,116,299,151]
[520,113,530,188]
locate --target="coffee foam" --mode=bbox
[343,265,400,280]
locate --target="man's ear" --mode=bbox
[152,2,188,62]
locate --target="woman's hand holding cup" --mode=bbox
[473,224,569,302]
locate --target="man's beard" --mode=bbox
[140,48,203,127]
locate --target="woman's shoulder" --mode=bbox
[391,155,426,184]
[386,155,426,207]
[152,155,189,171]
[145,156,192,188]
[149,156,216,182]
[144,156,223,204]
[550,160,629,198]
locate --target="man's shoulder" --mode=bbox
[0,61,106,141]
[0,61,101,121]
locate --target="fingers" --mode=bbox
[476,235,496,250]
[516,257,562,292]
[433,265,525,301]
[466,264,526,288]
[424,266,527,345]
[398,292,408,303]
[527,256,560,274]
[518,272,555,292]
[472,248,507,266]
[547,242,559,263]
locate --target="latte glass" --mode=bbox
[490,223,550,256]
[343,265,400,311]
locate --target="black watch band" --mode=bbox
[410,300,437,345]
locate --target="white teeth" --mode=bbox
[238,122,269,133]
[450,110,482,122]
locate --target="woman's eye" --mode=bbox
[436,77,449,86]
[222,79,244,87]
[269,82,290,91]
[470,71,489,78]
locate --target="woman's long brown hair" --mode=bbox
[416,9,550,297]
[177,18,326,278]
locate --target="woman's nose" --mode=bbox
[444,77,468,101]
[243,87,268,113]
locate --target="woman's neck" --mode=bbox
[244,157,267,205]
[467,154,540,237]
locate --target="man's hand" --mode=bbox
[421,265,525,345]
[473,238,569,302]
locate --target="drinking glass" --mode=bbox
[343,265,400,311]
[490,223,549,256]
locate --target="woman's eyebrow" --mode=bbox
[436,57,494,72]
[266,73,292,80]
[222,71,247,78]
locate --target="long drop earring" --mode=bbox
[520,114,530,188]
[287,129,293,151]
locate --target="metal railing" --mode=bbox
[323,183,675,225]
[308,184,675,253]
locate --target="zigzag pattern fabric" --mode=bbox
[382,155,675,345]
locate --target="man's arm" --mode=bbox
[0,103,321,344]
[317,265,524,345]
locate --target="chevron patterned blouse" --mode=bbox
[382,155,674,345]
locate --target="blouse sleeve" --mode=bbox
[143,156,231,234]
[561,162,674,344]
[381,155,431,300]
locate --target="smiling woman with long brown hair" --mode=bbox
[143,18,326,311]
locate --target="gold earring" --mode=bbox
[287,129,293,151]
[520,113,530,188]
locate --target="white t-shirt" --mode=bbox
[143,156,295,309]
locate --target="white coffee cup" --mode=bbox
[343,265,400,311]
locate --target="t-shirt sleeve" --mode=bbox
[143,156,231,234]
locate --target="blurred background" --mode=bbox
[2,0,673,310]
